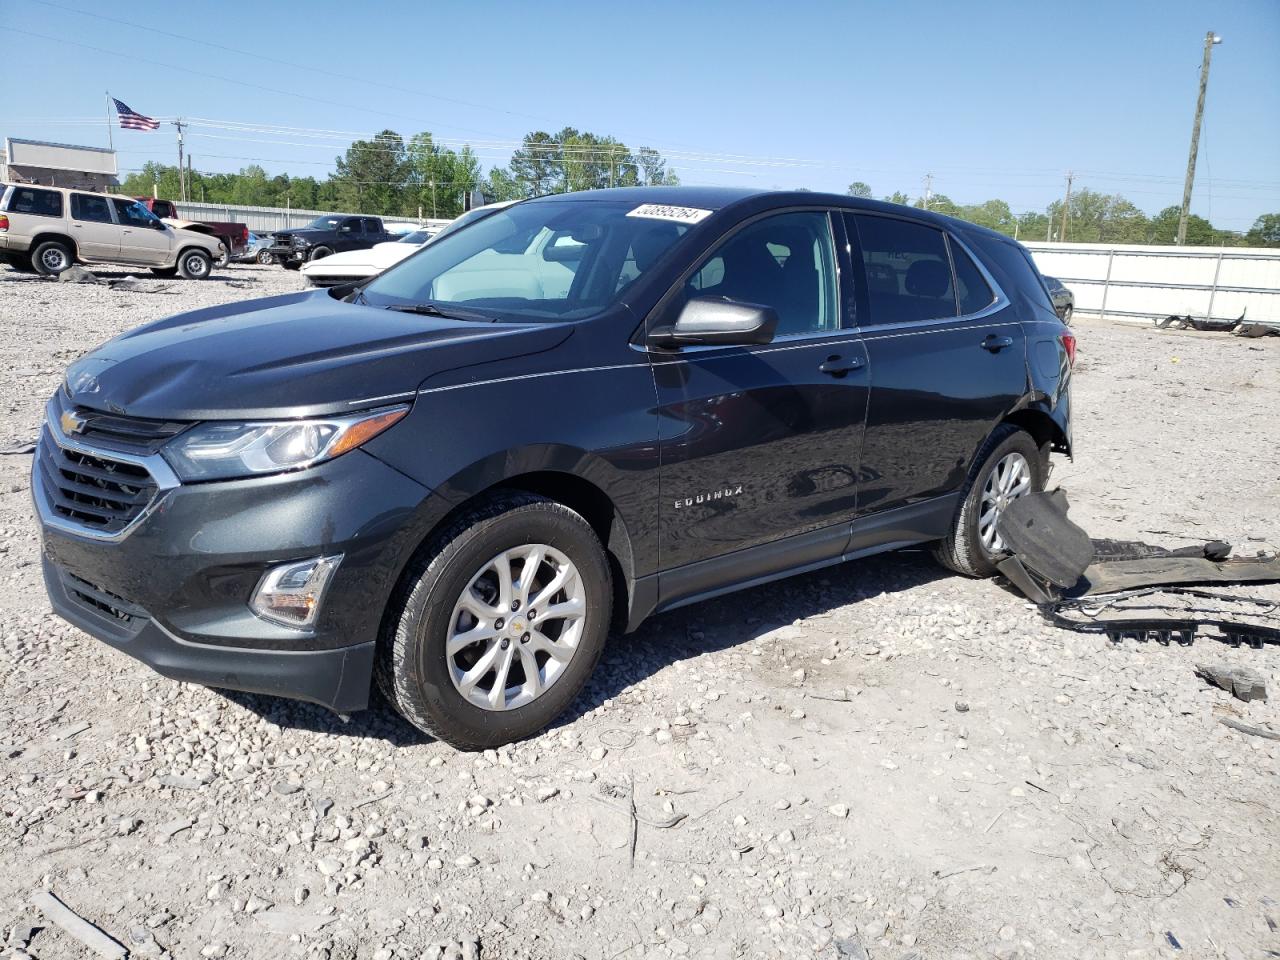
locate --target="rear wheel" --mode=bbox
[177,249,212,280]
[31,240,74,276]
[376,493,612,750]
[933,425,1045,577]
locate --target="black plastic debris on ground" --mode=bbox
[994,489,1280,646]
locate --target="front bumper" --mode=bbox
[268,244,308,264]
[44,558,377,712]
[34,427,434,712]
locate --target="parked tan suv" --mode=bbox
[0,183,224,279]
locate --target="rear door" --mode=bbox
[653,209,870,586]
[112,199,173,264]
[846,213,1026,516]
[69,193,120,260]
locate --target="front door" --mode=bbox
[846,213,1028,516]
[112,199,173,265]
[652,210,869,596]
[69,193,119,260]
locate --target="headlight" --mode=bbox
[162,405,409,481]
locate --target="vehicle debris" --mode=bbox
[995,490,1280,644]
[30,890,127,959]
[1195,663,1268,701]
[1219,718,1280,741]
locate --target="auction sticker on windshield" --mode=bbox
[626,204,712,225]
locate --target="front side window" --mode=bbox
[685,211,838,338]
[362,200,692,321]
[340,219,362,234]
[112,198,161,228]
[71,193,114,224]
[5,187,63,217]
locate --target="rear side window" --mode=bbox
[852,214,955,324]
[949,240,995,315]
[5,187,63,217]
[364,218,383,233]
[71,194,114,224]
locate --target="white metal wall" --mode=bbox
[1023,241,1280,325]
[171,200,449,236]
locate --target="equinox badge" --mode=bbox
[674,484,744,509]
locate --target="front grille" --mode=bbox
[37,435,158,535]
[53,391,188,456]
[64,573,145,624]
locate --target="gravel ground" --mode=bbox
[1,263,1277,960]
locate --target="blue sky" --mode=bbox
[2,0,1277,230]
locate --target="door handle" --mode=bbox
[981,334,1014,352]
[819,354,865,377]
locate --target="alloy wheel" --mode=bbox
[446,544,586,711]
[41,248,69,272]
[977,451,1032,554]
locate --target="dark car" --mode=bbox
[33,187,1074,750]
[1043,275,1074,322]
[268,214,396,270]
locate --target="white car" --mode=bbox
[300,202,518,288]
[301,227,440,288]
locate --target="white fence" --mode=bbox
[171,200,450,236]
[1023,241,1280,326]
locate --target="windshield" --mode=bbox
[361,200,695,320]
[397,230,433,244]
[306,216,343,230]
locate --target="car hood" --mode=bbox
[274,227,326,240]
[64,289,571,421]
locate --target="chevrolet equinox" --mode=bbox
[34,188,1074,749]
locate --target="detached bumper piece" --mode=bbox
[994,489,1280,647]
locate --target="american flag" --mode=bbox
[112,98,159,131]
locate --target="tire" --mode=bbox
[150,267,178,278]
[932,424,1046,578]
[176,249,212,280]
[256,249,275,265]
[309,246,334,262]
[376,492,612,750]
[31,240,74,276]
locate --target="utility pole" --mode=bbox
[1178,31,1222,245]
[1060,171,1074,242]
[173,120,187,202]
[922,173,933,210]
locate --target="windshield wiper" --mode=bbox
[385,302,496,322]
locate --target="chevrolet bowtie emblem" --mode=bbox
[59,409,87,435]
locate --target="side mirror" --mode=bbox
[152,219,166,229]
[652,297,778,348]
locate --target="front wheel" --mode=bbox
[256,249,276,265]
[177,249,212,280]
[376,493,612,750]
[309,246,333,261]
[933,425,1046,577]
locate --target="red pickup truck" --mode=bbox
[135,198,249,264]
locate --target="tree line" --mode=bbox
[119,127,679,221]
[115,132,1277,247]
[847,181,1279,247]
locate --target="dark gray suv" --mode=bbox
[35,188,1074,749]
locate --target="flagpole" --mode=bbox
[104,92,114,152]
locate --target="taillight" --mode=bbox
[0,215,9,232]
[1060,333,1077,367]
[240,225,248,243]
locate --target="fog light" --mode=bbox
[251,555,342,629]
